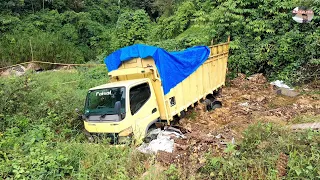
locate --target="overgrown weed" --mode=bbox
[199,122,320,179]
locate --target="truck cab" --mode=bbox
[83,78,160,144]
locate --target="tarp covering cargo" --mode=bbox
[104,44,210,94]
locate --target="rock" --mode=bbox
[185,123,192,132]
[256,96,266,102]
[199,120,208,125]
[241,95,251,100]
[271,80,293,90]
[247,73,267,84]
[276,87,299,97]
[0,69,10,77]
[290,122,320,130]
[175,143,189,151]
[199,157,206,164]
[26,63,41,71]
[1,65,27,77]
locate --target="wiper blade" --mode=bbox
[100,113,114,118]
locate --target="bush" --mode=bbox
[200,122,320,179]
[0,67,151,179]
[0,66,111,132]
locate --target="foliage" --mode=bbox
[203,0,320,84]
[1,0,319,84]
[0,67,105,134]
[199,122,320,179]
[115,10,151,48]
[0,67,150,179]
[165,164,180,180]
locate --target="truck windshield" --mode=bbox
[85,87,126,115]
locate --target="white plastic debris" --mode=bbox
[215,134,222,139]
[239,102,249,107]
[137,128,185,154]
[148,128,162,136]
[270,80,294,90]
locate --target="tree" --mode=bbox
[115,10,151,47]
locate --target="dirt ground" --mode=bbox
[154,73,320,177]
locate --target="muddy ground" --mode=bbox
[154,74,320,177]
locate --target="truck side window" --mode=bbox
[129,83,151,115]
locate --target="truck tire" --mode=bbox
[180,111,186,118]
[203,99,212,111]
[211,100,222,110]
[203,99,222,111]
[143,124,158,143]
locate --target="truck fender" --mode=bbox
[145,118,160,135]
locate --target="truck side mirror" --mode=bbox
[114,101,122,120]
[81,114,87,120]
[75,108,82,120]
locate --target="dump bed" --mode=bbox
[105,40,229,121]
[164,42,229,120]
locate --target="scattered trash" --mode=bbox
[143,128,162,143]
[137,128,185,154]
[215,134,222,139]
[270,80,299,97]
[163,126,185,138]
[270,80,293,90]
[275,87,299,97]
[239,102,249,107]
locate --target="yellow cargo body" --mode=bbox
[108,40,229,122]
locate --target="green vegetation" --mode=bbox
[1,0,319,84]
[200,122,320,179]
[0,67,150,179]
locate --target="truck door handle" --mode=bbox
[152,108,157,113]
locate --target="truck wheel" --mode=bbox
[211,100,222,110]
[203,99,212,111]
[213,88,222,97]
[180,111,186,118]
[143,124,158,143]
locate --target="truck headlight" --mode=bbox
[118,126,133,137]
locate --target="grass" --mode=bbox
[291,115,320,124]
[0,67,150,179]
[199,122,320,179]
[185,110,198,120]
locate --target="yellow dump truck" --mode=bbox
[82,38,230,144]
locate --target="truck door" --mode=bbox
[129,81,160,143]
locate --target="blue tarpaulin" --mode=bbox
[104,44,210,95]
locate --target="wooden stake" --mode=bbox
[29,39,34,62]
